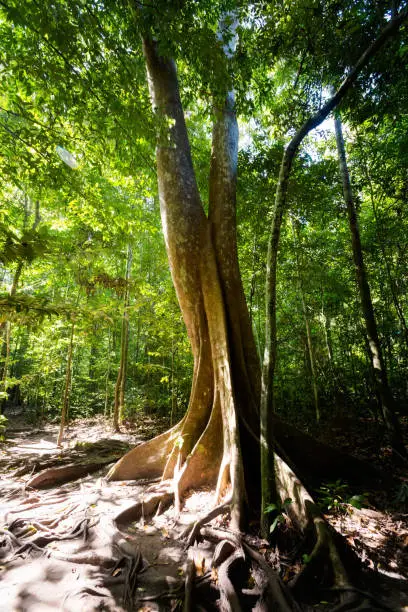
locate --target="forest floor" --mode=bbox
[0,411,407,611]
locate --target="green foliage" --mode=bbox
[264,498,292,533]
[0,414,8,441]
[394,482,408,506]
[317,480,368,514]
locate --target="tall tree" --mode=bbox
[0,2,407,600]
[290,215,320,423]
[334,114,406,457]
[109,17,259,528]
[260,9,408,525]
[108,5,408,535]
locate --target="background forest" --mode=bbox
[0,0,407,438]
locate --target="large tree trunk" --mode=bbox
[108,36,250,529]
[334,115,406,458]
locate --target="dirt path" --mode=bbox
[1,416,408,611]
[0,417,223,611]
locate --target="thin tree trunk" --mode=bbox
[0,322,11,407]
[88,327,97,394]
[119,248,132,422]
[363,158,408,353]
[113,244,133,431]
[291,217,320,422]
[321,295,334,364]
[57,323,75,448]
[334,115,405,457]
[0,261,24,411]
[104,328,112,417]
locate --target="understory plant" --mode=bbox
[317,480,368,513]
[264,497,293,533]
[0,414,8,441]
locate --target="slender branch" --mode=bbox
[290,4,408,155]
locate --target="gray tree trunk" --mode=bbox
[334,115,405,458]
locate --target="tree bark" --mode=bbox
[334,115,405,457]
[104,327,112,417]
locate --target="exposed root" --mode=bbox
[1,438,131,481]
[9,517,54,535]
[242,542,302,611]
[107,422,184,480]
[2,414,399,611]
[11,516,91,559]
[289,501,350,595]
[47,550,116,567]
[122,549,145,607]
[274,453,391,611]
[168,453,388,611]
[196,526,300,612]
[0,527,21,546]
[5,495,71,514]
[114,481,174,526]
[27,462,106,489]
[182,500,231,546]
[213,537,245,612]
[61,586,110,611]
[183,554,196,612]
